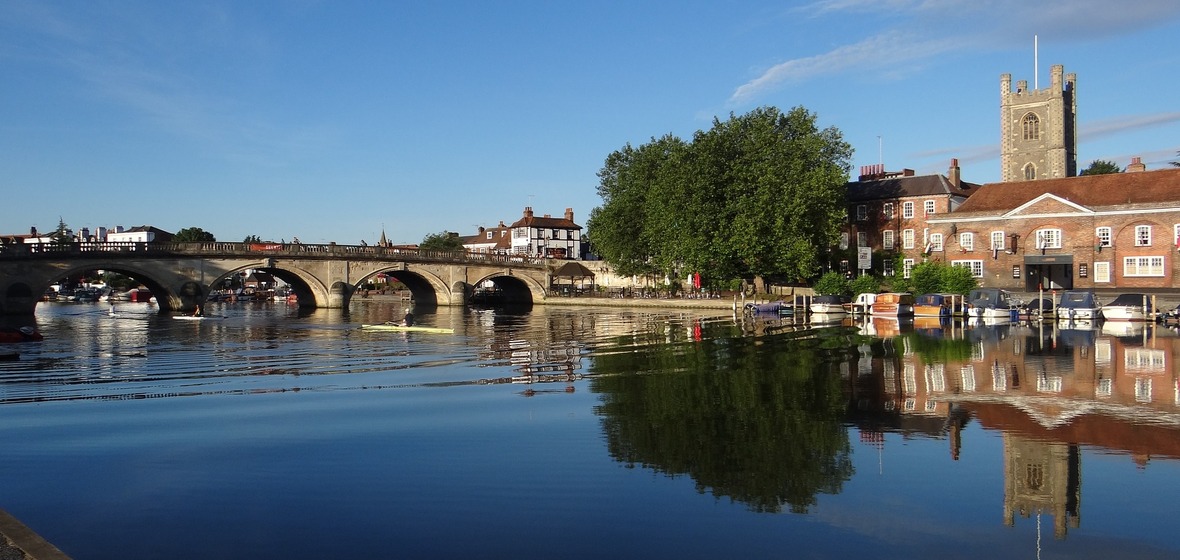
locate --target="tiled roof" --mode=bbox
[845,174,980,203]
[953,167,1180,215]
[509,215,581,229]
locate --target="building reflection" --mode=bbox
[847,318,1180,538]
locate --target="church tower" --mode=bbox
[999,64,1077,182]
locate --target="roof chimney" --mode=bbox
[565,207,574,222]
[523,207,533,218]
[1126,156,1146,173]
[948,158,961,188]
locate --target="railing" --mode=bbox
[0,241,549,267]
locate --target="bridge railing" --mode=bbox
[0,241,549,268]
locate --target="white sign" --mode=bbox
[857,247,872,270]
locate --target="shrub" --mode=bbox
[813,272,850,296]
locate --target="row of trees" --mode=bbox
[586,106,853,291]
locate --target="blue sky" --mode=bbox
[3,1,1179,246]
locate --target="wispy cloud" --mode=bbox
[1080,112,1180,141]
[733,0,1180,104]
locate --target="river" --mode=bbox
[0,300,1178,559]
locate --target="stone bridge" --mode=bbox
[0,241,565,316]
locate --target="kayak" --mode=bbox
[174,316,222,320]
[360,324,454,334]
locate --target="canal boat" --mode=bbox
[1056,290,1102,321]
[360,324,455,334]
[966,288,1017,319]
[870,293,915,316]
[1101,293,1151,321]
[913,294,954,317]
[808,295,848,315]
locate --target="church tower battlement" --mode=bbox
[1000,64,1077,182]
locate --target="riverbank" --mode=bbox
[0,509,70,560]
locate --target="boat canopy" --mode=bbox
[968,288,1011,308]
[915,294,946,306]
[1058,290,1099,309]
[811,295,848,304]
[1106,293,1148,307]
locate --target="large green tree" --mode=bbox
[587,106,852,286]
[173,227,216,242]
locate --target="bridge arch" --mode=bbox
[469,272,547,305]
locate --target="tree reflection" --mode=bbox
[590,329,855,513]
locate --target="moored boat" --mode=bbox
[966,288,1017,319]
[1056,290,1101,321]
[1102,293,1151,321]
[809,294,848,315]
[849,293,877,315]
[870,293,915,316]
[913,293,953,317]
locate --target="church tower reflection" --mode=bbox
[1002,435,1081,539]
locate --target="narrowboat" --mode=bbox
[870,293,915,316]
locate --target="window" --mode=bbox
[839,232,849,250]
[1022,113,1040,140]
[1175,224,1180,248]
[902,229,914,249]
[1135,378,1153,403]
[930,233,943,252]
[857,232,867,248]
[1035,228,1061,249]
[952,260,984,277]
[1135,225,1152,246]
[1023,163,1036,180]
[513,227,528,239]
[924,200,936,215]
[883,203,894,220]
[959,232,974,251]
[1124,256,1165,277]
[856,205,867,221]
[883,230,895,250]
[884,259,895,276]
[990,231,1006,251]
[486,231,494,239]
[902,202,914,219]
[1096,226,1112,248]
[903,259,914,279]
[1094,261,1111,283]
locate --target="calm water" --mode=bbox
[1,301,1179,559]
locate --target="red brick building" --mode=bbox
[926,163,1180,290]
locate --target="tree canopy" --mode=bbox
[587,106,852,285]
[419,231,465,252]
[174,227,216,243]
[1080,159,1122,175]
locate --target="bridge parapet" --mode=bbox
[0,241,548,268]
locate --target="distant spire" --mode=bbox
[378,228,389,247]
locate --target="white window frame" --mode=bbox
[883,259,895,276]
[1135,225,1152,247]
[1124,256,1165,277]
[856,205,867,221]
[883,203,894,220]
[1096,226,1112,248]
[959,232,974,251]
[1094,261,1111,283]
[1035,228,1062,249]
[883,230,895,250]
[930,233,944,252]
[924,200,936,216]
[902,229,914,249]
[903,258,915,279]
[951,260,984,277]
[857,231,867,248]
[839,232,849,250]
[990,231,1006,251]
[902,202,914,219]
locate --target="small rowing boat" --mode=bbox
[360,324,454,334]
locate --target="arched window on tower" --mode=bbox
[1022,113,1040,140]
[1023,163,1036,180]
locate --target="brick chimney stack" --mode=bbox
[1126,156,1146,173]
[523,206,534,218]
[948,158,961,189]
[565,207,574,222]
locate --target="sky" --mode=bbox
[2,0,1179,246]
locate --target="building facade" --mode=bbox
[926,164,1180,291]
[843,160,979,278]
[508,207,583,259]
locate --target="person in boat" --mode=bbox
[193,304,204,317]
[403,312,415,327]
